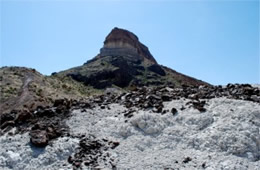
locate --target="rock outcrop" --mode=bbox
[99,27,157,64]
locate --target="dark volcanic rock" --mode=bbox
[110,84,260,113]
[162,94,171,101]
[68,135,119,169]
[0,120,15,130]
[148,64,166,76]
[187,100,207,112]
[183,157,192,163]
[1,98,73,146]
[0,111,16,125]
[36,107,56,117]
[68,63,134,89]
[15,109,33,123]
[171,108,178,115]
[30,130,49,147]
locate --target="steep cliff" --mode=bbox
[99,27,157,64]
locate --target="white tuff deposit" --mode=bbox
[0,97,259,169]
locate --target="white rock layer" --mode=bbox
[0,97,259,169]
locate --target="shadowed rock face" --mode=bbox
[99,27,157,64]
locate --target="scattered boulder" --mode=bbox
[53,98,72,110]
[161,95,171,101]
[15,109,33,123]
[0,111,16,125]
[171,108,178,115]
[46,126,61,140]
[30,130,49,147]
[31,122,62,141]
[110,141,120,149]
[0,120,15,130]
[202,162,206,168]
[187,100,206,112]
[124,111,134,118]
[183,157,192,163]
[53,99,66,107]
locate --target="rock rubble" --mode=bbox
[68,135,119,169]
[0,84,259,169]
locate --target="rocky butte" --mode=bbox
[99,27,157,64]
[57,27,208,89]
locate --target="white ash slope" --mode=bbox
[0,131,78,170]
[67,97,260,169]
[0,97,259,169]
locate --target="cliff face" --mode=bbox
[99,27,157,64]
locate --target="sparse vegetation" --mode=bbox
[0,66,102,113]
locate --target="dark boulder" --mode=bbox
[188,100,207,112]
[183,157,192,163]
[46,126,61,140]
[51,72,57,76]
[147,64,166,76]
[0,120,15,130]
[162,95,171,101]
[30,130,49,147]
[15,109,33,123]
[171,108,178,115]
[0,111,16,125]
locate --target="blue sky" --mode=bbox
[1,0,259,85]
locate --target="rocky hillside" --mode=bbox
[0,67,99,114]
[57,27,208,89]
